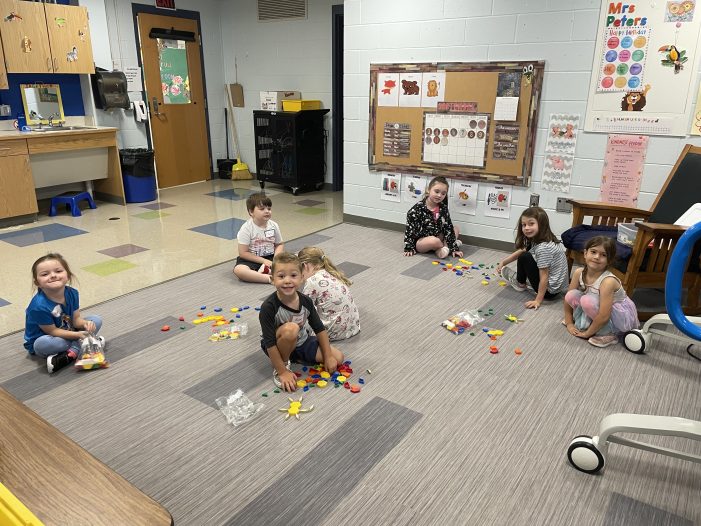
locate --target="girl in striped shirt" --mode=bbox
[496,207,569,309]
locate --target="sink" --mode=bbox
[31,126,97,132]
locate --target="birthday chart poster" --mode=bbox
[597,26,651,92]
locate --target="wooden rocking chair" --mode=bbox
[564,144,701,321]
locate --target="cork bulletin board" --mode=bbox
[368,61,545,187]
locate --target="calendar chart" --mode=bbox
[422,113,489,167]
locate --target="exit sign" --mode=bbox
[155,0,175,9]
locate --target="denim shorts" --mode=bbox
[261,334,319,365]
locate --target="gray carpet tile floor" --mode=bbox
[0,222,699,525]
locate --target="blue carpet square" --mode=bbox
[0,298,10,307]
[0,224,88,247]
[206,189,249,201]
[189,218,247,240]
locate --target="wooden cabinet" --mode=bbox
[44,3,94,74]
[0,33,8,89]
[0,140,37,219]
[0,0,94,74]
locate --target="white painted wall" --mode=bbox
[220,0,340,181]
[81,0,112,70]
[343,0,701,243]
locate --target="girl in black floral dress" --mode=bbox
[403,176,463,259]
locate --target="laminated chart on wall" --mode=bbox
[422,113,489,167]
[597,27,651,92]
[383,122,411,157]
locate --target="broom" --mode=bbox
[226,84,252,180]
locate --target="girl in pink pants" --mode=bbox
[564,236,639,348]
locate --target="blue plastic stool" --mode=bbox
[49,191,96,217]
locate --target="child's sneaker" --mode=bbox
[436,246,450,259]
[47,352,72,374]
[588,335,619,348]
[272,360,292,388]
[500,266,527,292]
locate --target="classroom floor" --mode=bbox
[0,179,343,336]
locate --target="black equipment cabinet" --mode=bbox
[253,109,329,195]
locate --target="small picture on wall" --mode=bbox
[483,184,512,219]
[380,173,401,202]
[421,72,446,108]
[399,73,422,107]
[377,72,400,107]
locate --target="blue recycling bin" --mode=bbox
[120,148,157,203]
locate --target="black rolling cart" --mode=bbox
[253,109,329,195]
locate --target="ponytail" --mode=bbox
[298,247,352,287]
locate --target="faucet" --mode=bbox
[48,113,61,127]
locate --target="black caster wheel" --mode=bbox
[315,182,324,190]
[291,187,300,196]
[567,435,605,474]
[623,329,647,354]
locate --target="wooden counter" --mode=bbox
[0,387,173,525]
[0,128,125,223]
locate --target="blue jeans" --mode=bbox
[31,315,103,358]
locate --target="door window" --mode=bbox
[157,39,191,104]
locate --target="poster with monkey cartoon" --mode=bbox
[585,0,701,136]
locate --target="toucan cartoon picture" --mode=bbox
[659,45,687,73]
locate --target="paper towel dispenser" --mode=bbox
[91,68,130,110]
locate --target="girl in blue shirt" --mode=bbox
[24,253,104,374]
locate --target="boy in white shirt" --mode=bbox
[233,193,284,283]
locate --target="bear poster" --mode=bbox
[399,73,422,107]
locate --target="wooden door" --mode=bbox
[137,14,210,188]
[44,4,94,74]
[0,0,52,73]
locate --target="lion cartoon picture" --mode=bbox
[621,84,651,111]
[426,79,439,97]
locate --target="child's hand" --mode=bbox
[524,300,540,310]
[404,250,415,257]
[495,262,504,275]
[452,250,463,258]
[83,320,97,333]
[324,356,339,374]
[279,370,297,392]
[566,323,579,336]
